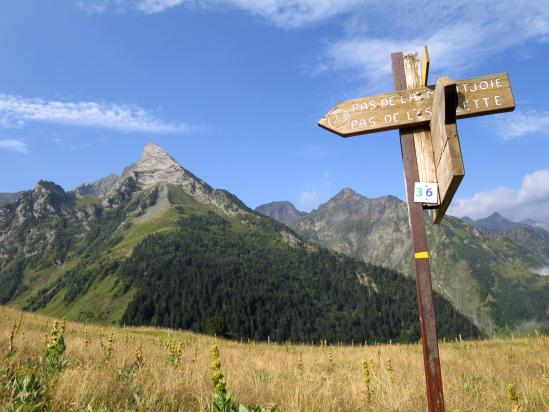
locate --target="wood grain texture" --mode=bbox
[319,73,514,137]
[405,54,437,192]
[430,77,465,224]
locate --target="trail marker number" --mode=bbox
[414,182,438,204]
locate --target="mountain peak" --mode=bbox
[335,187,361,198]
[474,211,522,231]
[142,141,168,157]
[117,142,185,189]
[138,142,179,170]
[102,143,248,216]
[255,201,308,224]
[34,180,66,195]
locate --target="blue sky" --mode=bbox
[1,0,549,222]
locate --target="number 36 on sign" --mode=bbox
[414,182,438,204]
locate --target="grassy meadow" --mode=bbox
[1,305,548,411]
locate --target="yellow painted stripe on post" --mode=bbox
[415,251,429,259]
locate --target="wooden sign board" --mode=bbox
[430,77,464,224]
[319,73,515,137]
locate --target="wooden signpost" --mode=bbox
[318,48,515,412]
[318,73,514,137]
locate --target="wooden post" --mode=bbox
[391,52,446,412]
[402,54,438,215]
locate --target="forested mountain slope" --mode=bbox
[0,143,479,343]
[257,189,549,335]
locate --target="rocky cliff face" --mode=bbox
[103,143,248,215]
[295,189,411,267]
[0,181,90,260]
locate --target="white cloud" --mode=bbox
[78,1,549,88]
[215,0,361,28]
[79,0,362,27]
[135,0,184,14]
[297,171,332,211]
[320,25,493,89]
[449,167,549,223]
[320,1,549,88]
[0,94,189,133]
[489,110,549,140]
[0,139,29,154]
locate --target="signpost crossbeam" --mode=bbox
[319,73,514,137]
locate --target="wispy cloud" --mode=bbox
[0,94,190,133]
[319,25,489,90]
[79,1,549,89]
[0,139,29,154]
[449,167,549,223]
[488,109,549,140]
[135,0,184,14]
[79,0,361,27]
[298,190,320,209]
[298,170,332,211]
[319,1,549,88]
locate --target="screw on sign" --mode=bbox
[318,47,515,412]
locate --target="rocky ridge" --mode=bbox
[103,143,248,215]
[255,201,307,225]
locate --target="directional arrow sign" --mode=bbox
[319,73,515,137]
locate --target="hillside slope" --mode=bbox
[256,189,549,334]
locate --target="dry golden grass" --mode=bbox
[1,305,548,411]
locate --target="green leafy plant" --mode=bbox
[0,319,67,411]
[118,361,138,382]
[210,345,276,412]
[43,319,67,375]
[9,371,48,412]
[211,344,233,412]
[168,339,183,369]
[362,359,372,410]
[99,332,115,361]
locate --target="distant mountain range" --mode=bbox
[462,212,549,232]
[256,190,549,334]
[0,143,479,343]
